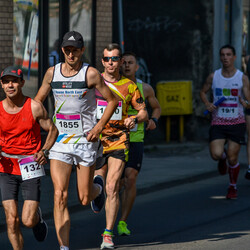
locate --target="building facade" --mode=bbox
[0,0,112,102]
[1,0,250,143]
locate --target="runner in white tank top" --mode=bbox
[51,62,96,144]
[200,44,250,200]
[211,68,245,125]
[34,31,118,249]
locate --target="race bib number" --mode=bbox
[56,113,83,134]
[97,100,122,120]
[19,156,45,181]
[218,107,238,118]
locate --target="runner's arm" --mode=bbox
[124,85,148,129]
[143,83,161,130]
[34,67,54,103]
[240,74,250,109]
[31,100,59,164]
[200,73,216,112]
[86,67,118,141]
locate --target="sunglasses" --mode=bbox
[103,56,120,62]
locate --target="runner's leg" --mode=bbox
[50,159,72,247]
[245,115,250,172]
[120,167,138,222]
[227,139,241,185]
[76,163,100,205]
[2,200,23,250]
[21,200,39,227]
[105,157,125,231]
[209,139,226,161]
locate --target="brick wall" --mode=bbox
[0,1,111,98]
[95,0,112,72]
[0,0,13,100]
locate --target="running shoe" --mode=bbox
[100,232,114,249]
[226,186,237,199]
[91,175,105,213]
[32,207,48,242]
[117,220,131,236]
[245,169,250,180]
[218,155,227,175]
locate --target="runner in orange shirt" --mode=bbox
[93,43,148,249]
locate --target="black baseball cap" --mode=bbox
[61,31,84,48]
[1,66,23,80]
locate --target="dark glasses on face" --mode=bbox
[103,56,120,62]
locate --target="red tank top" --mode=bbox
[0,97,41,175]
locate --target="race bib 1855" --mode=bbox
[55,113,83,134]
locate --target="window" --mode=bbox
[70,0,93,64]
[13,0,39,98]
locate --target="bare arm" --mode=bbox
[200,73,216,113]
[34,67,54,103]
[143,83,161,130]
[31,100,59,165]
[124,108,148,130]
[86,67,118,142]
[245,55,250,65]
[239,74,250,109]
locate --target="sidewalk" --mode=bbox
[0,141,248,224]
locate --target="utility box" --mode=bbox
[156,80,193,115]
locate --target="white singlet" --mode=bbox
[49,63,101,166]
[51,63,97,144]
[211,68,245,125]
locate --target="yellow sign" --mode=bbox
[156,81,193,115]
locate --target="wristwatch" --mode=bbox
[42,149,49,158]
[133,117,138,124]
[151,117,158,126]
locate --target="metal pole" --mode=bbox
[118,0,124,53]
[59,0,70,62]
[38,0,49,109]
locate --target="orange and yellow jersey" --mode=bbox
[96,75,145,154]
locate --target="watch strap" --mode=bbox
[151,117,158,126]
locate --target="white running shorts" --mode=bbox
[49,141,102,167]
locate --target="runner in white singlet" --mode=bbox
[35,31,118,250]
[200,44,250,200]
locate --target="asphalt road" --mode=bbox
[1,171,250,250]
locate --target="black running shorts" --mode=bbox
[95,149,127,170]
[125,142,144,172]
[245,108,250,116]
[0,173,41,201]
[209,123,246,144]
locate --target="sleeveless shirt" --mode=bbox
[51,63,97,144]
[97,75,145,153]
[128,79,145,142]
[211,69,245,125]
[0,97,41,175]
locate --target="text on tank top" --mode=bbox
[51,63,97,144]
